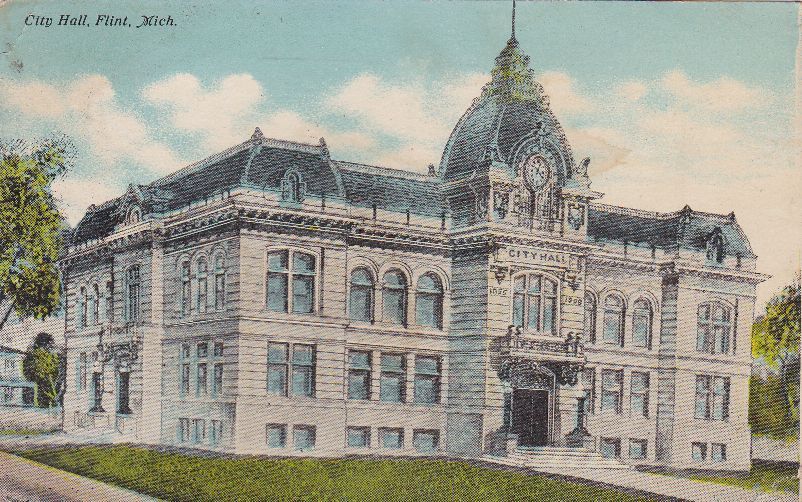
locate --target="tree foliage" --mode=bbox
[22,346,61,408]
[751,276,801,439]
[0,139,70,330]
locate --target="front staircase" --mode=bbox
[486,446,632,470]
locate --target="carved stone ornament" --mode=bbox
[498,358,553,391]
[493,191,510,219]
[567,203,585,230]
[545,362,584,386]
[476,193,489,221]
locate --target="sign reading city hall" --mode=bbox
[489,246,584,305]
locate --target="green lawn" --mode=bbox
[654,460,798,495]
[10,445,658,502]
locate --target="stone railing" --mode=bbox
[502,326,584,359]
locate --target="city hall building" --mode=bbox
[61,26,766,471]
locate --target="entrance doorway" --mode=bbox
[512,389,549,447]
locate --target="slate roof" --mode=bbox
[588,204,755,257]
[71,137,445,245]
[335,161,444,218]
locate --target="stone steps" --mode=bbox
[486,447,632,470]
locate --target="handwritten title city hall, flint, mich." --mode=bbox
[24,14,175,28]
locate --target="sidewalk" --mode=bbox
[0,450,156,501]
[482,457,797,502]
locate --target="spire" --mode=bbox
[480,2,545,103]
[511,0,516,42]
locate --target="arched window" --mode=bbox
[180,261,191,317]
[127,206,141,225]
[79,286,87,329]
[602,294,624,346]
[196,257,208,313]
[584,291,597,343]
[281,171,305,202]
[697,303,732,354]
[382,270,407,325]
[266,250,316,314]
[214,254,226,311]
[512,274,558,334]
[632,298,652,348]
[92,284,100,325]
[706,230,725,263]
[349,268,374,322]
[416,273,443,329]
[126,266,141,322]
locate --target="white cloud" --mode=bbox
[615,81,648,102]
[539,71,594,116]
[660,70,769,112]
[0,75,185,175]
[143,73,266,151]
[52,178,122,225]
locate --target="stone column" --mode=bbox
[139,236,164,443]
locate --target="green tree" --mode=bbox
[22,332,62,407]
[751,276,801,438]
[0,139,69,331]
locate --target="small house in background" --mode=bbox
[0,345,36,407]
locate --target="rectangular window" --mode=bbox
[413,429,439,453]
[601,369,623,413]
[512,276,525,326]
[181,262,191,317]
[197,342,208,359]
[117,371,131,414]
[79,352,87,391]
[347,426,371,448]
[181,364,190,396]
[632,311,650,348]
[581,368,595,414]
[629,439,647,459]
[414,355,441,404]
[267,343,289,396]
[630,371,649,418]
[266,424,287,448]
[292,344,315,397]
[711,443,726,462]
[192,419,206,444]
[197,363,207,396]
[293,425,316,451]
[292,253,316,314]
[210,420,223,446]
[181,343,190,359]
[695,375,729,421]
[380,353,406,403]
[213,364,224,397]
[600,437,621,459]
[379,428,404,449]
[213,341,224,357]
[178,418,190,443]
[348,350,371,400]
[267,251,289,312]
[692,442,707,461]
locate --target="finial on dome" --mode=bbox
[319,137,329,159]
[511,0,516,42]
[251,127,264,140]
[427,163,436,176]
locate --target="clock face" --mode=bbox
[521,154,552,191]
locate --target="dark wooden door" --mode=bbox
[512,389,549,447]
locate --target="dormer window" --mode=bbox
[706,228,725,263]
[126,206,142,225]
[281,170,305,203]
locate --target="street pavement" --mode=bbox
[0,451,155,502]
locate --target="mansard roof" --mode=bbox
[335,161,444,218]
[70,134,445,245]
[588,203,755,257]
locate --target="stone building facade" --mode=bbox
[60,29,766,470]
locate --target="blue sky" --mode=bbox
[0,1,799,305]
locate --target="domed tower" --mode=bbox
[440,9,601,239]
